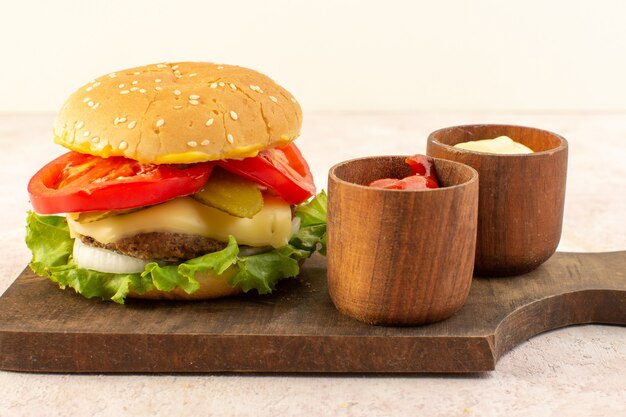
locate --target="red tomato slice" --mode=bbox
[369,175,438,190]
[368,154,440,190]
[406,154,439,185]
[368,178,403,189]
[28,152,213,214]
[396,175,439,190]
[217,143,316,205]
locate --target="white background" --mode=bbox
[2,0,626,112]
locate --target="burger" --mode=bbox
[25,62,326,303]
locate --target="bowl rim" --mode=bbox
[426,123,568,157]
[328,155,479,192]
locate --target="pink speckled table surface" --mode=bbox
[1,112,624,417]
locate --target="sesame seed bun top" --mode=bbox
[53,62,302,164]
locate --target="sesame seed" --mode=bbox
[87,101,94,107]
[108,73,117,78]
[230,110,238,120]
[218,82,225,87]
[230,83,237,90]
[227,134,234,144]
[155,79,162,83]
[174,89,181,96]
[189,94,200,99]
[131,80,138,85]
[173,105,183,109]
[155,86,163,91]
[118,84,125,88]
[205,118,214,126]
[133,71,141,75]
[130,87,139,92]
[92,102,100,109]
[172,64,179,70]
[83,97,91,103]
[128,121,137,129]
[118,117,127,123]
[91,136,100,143]
[75,121,84,129]
[93,82,101,87]
[156,119,165,128]
[210,82,217,89]
[269,95,278,102]
[119,141,128,150]
[86,86,93,92]
[83,131,90,137]
[174,71,182,78]
[217,66,224,69]
[249,84,261,92]
[157,63,167,68]
[189,73,197,77]
[120,90,130,95]
[139,89,147,93]
[187,141,198,147]
[201,140,210,146]
[291,97,297,103]
[189,99,199,105]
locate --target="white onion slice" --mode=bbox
[73,238,149,274]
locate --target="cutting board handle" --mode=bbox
[488,251,626,361]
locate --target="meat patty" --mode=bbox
[80,233,227,262]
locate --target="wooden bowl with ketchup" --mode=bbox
[327,156,478,325]
[427,124,568,277]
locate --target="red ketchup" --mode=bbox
[368,155,439,190]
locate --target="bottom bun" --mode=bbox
[128,265,242,300]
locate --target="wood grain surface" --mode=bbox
[427,124,568,277]
[327,156,478,325]
[0,251,624,374]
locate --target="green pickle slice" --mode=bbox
[193,167,263,218]
[69,208,142,223]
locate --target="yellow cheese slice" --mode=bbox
[67,196,292,248]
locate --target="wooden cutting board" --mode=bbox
[0,251,624,373]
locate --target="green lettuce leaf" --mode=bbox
[292,190,327,255]
[26,212,73,276]
[296,190,327,227]
[24,191,328,304]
